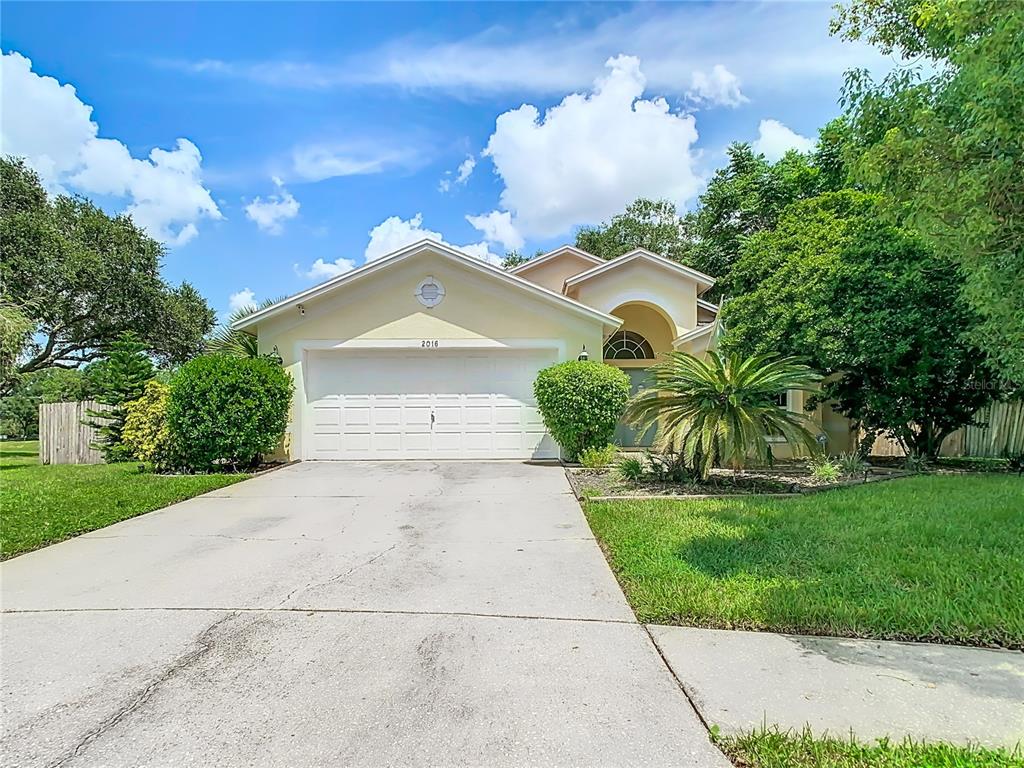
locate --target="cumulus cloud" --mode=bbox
[687,65,747,107]
[228,288,256,312]
[244,176,300,234]
[297,257,358,281]
[364,213,501,266]
[439,155,477,193]
[480,55,701,239]
[465,210,523,251]
[753,118,815,161]
[0,50,221,246]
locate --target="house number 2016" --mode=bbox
[421,340,439,348]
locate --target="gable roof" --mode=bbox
[564,248,716,294]
[233,239,623,331]
[508,245,604,275]
[671,323,716,348]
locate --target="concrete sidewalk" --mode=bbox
[649,625,1024,749]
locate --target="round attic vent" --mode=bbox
[415,276,446,308]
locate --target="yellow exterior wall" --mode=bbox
[567,260,698,337]
[253,250,609,459]
[514,252,599,293]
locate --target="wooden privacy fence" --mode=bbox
[868,399,1024,458]
[38,400,111,465]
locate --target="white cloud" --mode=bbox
[244,177,300,234]
[0,51,221,246]
[466,210,524,251]
[297,257,358,281]
[455,155,476,184]
[480,55,701,239]
[438,154,477,193]
[163,4,888,97]
[228,288,256,312]
[687,65,747,108]
[291,143,413,182]
[365,213,501,266]
[752,118,815,161]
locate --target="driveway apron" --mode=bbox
[0,461,728,767]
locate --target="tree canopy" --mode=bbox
[724,190,993,456]
[835,0,1024,383]
[684,129,854,299]
[575,199,690,263]
[0,157,215,394]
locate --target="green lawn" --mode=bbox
[718,727,1022,768]
[1,440,248,559]
[585,475,1024,648]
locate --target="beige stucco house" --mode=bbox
[235,240,852,460]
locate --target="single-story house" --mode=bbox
[234,240,854,460]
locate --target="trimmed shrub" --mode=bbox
[168,355,293,471]
[578,444,618,469]
[534,361,630,460]
[122,380,177,470]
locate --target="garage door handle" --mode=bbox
[430,410,435,429]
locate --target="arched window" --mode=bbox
[603,330,655,360]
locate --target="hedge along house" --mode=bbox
[234,240,852,461]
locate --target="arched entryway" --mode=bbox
[605,302,676,448]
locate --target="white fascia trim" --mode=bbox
[671,324,715,347]
[564,248,717,293]
[508,245,604,275]
[697,298,719,313]
[233,239,621,331]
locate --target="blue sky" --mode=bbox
[0,1,889,319]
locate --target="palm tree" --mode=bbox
[206,298,283,358]
[625,350,823,479]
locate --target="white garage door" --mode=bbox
[304,348,558,460]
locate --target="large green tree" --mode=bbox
[724,191,993,457]
[575,198,690,263]
[0,157,215,393]
[685,133,852,299]
[834,0,1024,383]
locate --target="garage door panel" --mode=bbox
[305,349,558,459]
[494,405,522,425]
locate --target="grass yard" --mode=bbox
[718,727,1023,768]
[585,475,1024,648]
[0,440,248,559]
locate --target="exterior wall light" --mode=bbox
[577,345,589,361]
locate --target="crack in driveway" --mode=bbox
[44,612,241,768]
[274,543,399,609]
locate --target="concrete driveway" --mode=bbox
[1,462,728,767]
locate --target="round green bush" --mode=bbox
[168,355,293,471]
[533,361,630,460]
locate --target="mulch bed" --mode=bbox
[566,463,910,500]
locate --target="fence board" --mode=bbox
[38,401,110,465]
[864,399,1024,458]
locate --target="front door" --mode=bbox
[614,368,657,448]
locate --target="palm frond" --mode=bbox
[206,297,284,358]
[624,349,823,478]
